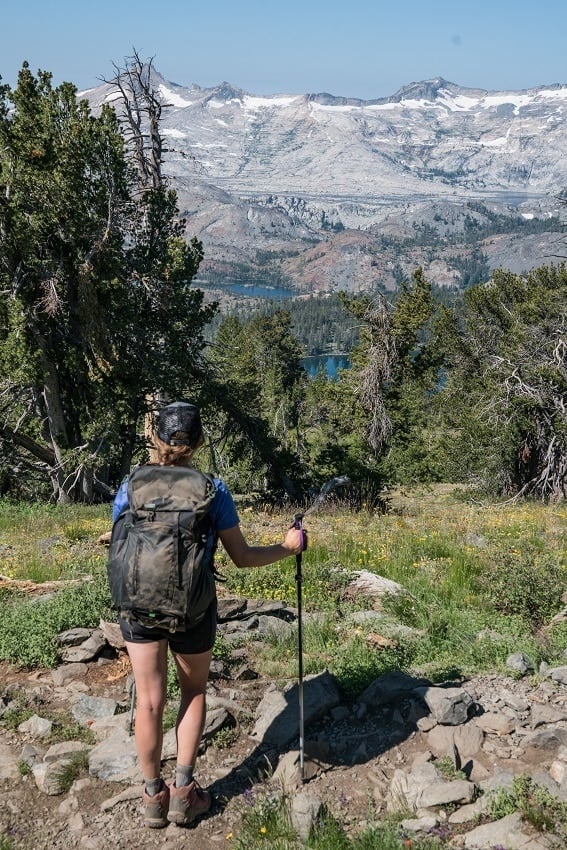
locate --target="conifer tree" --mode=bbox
[0,63,214,501]
[439,264,566,501]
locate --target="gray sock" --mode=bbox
[144,777,163,797]
[175,763,194,788]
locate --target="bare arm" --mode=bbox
[218,524,304,569]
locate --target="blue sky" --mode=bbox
[2,0,567,98]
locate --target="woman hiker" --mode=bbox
[111,401,305,828]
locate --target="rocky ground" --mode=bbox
[2,595,567,850]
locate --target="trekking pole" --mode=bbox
[293,512,306,783]
[128,680,136,736]
[291,476,349,783]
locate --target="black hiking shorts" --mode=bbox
[119,599,217,654]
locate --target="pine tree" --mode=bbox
[0,63,214,501]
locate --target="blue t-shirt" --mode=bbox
[112,473,239,532]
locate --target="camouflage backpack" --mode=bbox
[107,465,217,632]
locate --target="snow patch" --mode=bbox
[522,213,535,219]
[365,103,399,112]
[481,94,533,112]
[243,95,299,110]
[158,84,193,108]
[162,128,187,139]
[481,135,509,148]
[438,91,480,111]
[310,102,361,114]
[537,87,567,101]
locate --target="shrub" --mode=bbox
[489,775,567,841]
[476,549,566,627]
[0,572,112,668]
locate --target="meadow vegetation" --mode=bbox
[1,486,565,691]
[1,485,566,847]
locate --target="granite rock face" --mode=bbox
[79,74,566,295]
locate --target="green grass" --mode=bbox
[1,488,566,688]
[0,498,110,581]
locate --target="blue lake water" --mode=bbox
[303,354,350,379]
[198,280,294,300]
[228,282,294,299]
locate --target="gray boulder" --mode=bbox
[415,686,474,726]
[251,671,341,748]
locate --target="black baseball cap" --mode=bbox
[157,402,203,447]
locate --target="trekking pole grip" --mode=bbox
[293,512,306,555]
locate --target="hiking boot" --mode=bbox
[142,782,170,828]
[167,779,212,825]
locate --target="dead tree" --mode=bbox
[356,294,396,453]
[103,50,167,191]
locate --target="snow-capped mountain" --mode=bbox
[81,72,567,294]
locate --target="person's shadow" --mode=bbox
[205,668,443,814]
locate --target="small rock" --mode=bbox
[462,812,524,848]
[20,743,44,768]
[44,741,92,762]
[61,630,107,663]
[506,652,535,675]
[100,785,141,811]
[57,628,93,647]
[550,759,567,785]
[32,759,73,795]
[549,666,567,685]
[465,532,487,548]
[475,712,516,736]
[448,798,488,824]
[18,714,53,739]
[290,791,323,842]
[58,796,79,815]
[98,619,125,649]
[71,695,117,727]
[68,812,85,832]
[417,716,437,732]
[216,597,247,621]
[51,664,89,687]
[415,686,474,726]
[233,666,259,681]
[347,570,404,602]
[532,703,567,728]
[401,815,439,832]
[330,705,350,721]
[418,779,476,809]
[0,743,21,780]
[88,733,139,782]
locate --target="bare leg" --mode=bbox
[125,639,168,780]
[171,648,213,769]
